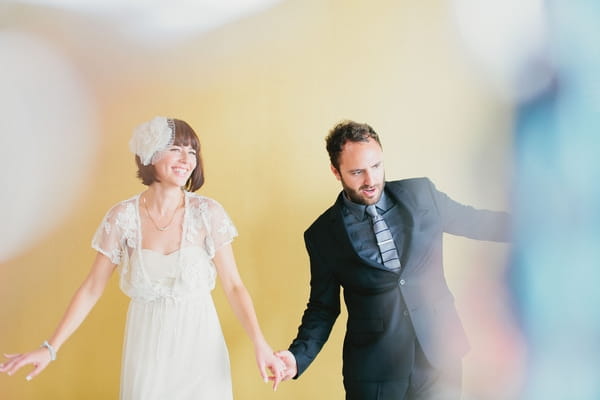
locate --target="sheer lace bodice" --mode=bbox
[91,192,237,302]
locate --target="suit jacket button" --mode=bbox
[403,310,409,316]
[399,279,406,285]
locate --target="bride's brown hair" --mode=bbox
[135,119,205,192]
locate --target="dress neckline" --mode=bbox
[136,191,188,254]
[135,192,189,283]
[141,246,202,257]
[141,248,181,257]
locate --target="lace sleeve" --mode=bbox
[91,202,133,265]
[206,198,238,253]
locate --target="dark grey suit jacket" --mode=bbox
[288,177,510,383]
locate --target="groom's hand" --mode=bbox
[271,350,297,391]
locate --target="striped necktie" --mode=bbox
[365,205,401,272]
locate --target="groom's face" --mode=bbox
[331,138,385,205]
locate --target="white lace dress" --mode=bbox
[91,192,237,400]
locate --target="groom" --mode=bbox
[274,120,510,399]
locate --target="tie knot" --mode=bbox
[365,205,379,219]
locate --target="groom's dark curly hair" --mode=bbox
[325,120,382,170]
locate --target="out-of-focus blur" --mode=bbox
[0,31,98,262]
[8,0,284,43]
[452,0,554,102]
[509,3,600,400]
[455,0,600,399]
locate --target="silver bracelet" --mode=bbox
[41,341,57,361]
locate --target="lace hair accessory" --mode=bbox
[129,116,176,165]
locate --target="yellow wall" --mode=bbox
[1,0,519,398]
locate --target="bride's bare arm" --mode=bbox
[213,244,283,389]
[0,253,116,381]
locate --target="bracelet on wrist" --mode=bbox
[41,341,57,361]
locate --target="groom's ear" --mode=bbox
[330,164,341,181]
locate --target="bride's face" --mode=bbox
[152,145,197,187]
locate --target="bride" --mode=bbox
[0,116,284,399]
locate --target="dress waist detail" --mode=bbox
[123,246,216,303]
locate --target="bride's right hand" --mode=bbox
[0,348,53,381]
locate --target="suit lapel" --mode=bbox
[385,183,417,229]
[327,193,360,259]
[385,181,432,273]
[327,191,399,272]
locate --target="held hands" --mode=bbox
[0,346,54,381]
[253,341,287,391]
[269,350,297,391]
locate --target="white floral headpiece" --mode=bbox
[129,116,175,165]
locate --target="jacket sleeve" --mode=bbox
[425,178,511,242]
[288,231,340,378]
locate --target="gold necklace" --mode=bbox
[143,192,183,232]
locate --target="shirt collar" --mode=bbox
[342,190,393,220]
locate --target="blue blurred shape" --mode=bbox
[511,2,600,399]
